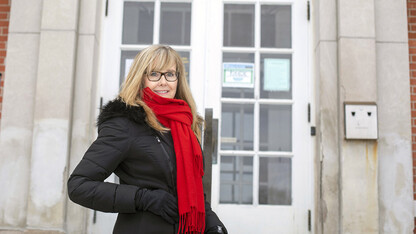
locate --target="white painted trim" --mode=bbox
[222,47,294,54]
[223,0,257,4]
[161,0,192,2]
[222,47,257,53]
[221,98,294,104]
[252,1,260,207]
[414,200,416,217]
[219,151,257,155]
[124,0,192,2]
[100,0,123,103]
[153,0,161,44]
[258,99,294,104]
[308,0,316,229]
[219,150,294,157]
[189,0,207,116]
[120,45,192,51]
[260,0,295,5]
[220,98,256,103]
[257,151,294,157]
[258,48,294,54]
[119,45,152,50]
[252,147,260,206]
[254,1,260,51]
[223,0,294,5]
[259,0,294,3]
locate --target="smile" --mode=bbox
[154,90,168,94]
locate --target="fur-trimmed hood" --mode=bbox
[97,98,146,126]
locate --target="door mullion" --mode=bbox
[153,0,161,44]
[253,87,260,206]
[252,146,259,206]
[252,0,261,206]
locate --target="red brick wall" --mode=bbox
[0,0,9,122]
[408,0,416,233]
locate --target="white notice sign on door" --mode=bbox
[223,63,254,88]
[264,58,290,91]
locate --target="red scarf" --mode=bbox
[142,87,205,233]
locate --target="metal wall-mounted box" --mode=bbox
[344,103,378,140]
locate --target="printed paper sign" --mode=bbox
[223,63,255,88]
[264,58,290,91]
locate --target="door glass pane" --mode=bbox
[261,5,292,48]
[260,54,292,99]
[177,51,190,83]
[122,2,154,45]
[120,50,140,86]
[120,50,190,86]
[260,104,292,151]
[221,103,254,150]
[222,53,255,98]
[259,157,291,205]
[220,156,253,204]
[160,3,191,45]
[224,4,254,47]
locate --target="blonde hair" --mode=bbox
[119,45,203,141]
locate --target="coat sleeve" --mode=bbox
[204,194,227,232]
[67,117,138,213]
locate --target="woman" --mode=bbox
[67,45,227,234]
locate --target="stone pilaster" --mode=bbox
[66,0,103,233]
[0,0,42,228]
[375,0,414,232]
[313,0,340,232]
[337,0,379,233]
[26,0,79,231]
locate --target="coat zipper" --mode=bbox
[155,136,176,195]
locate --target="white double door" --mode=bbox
[97,0,312,233]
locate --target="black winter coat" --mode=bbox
[67,98,224,234]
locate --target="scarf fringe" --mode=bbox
[178,207,205,234]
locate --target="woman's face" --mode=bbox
[144,63,178,99]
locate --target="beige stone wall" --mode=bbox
[0,0,103,233]
[313,0,413,233]
[0,0,43,229]
[66,0,103,232]
[312,0,340,232]
[376,0,414,233]
[338,0,379,233]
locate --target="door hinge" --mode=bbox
[93,210,97,223]
[99,97,103,113]
[311,126,316,136]
[308,209,311,231]
[105,0,109,17]
[307,1,310,21]
[308,103,311,123]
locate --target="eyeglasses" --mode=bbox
[147,71,178,82]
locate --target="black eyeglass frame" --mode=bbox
[146,71,179,82]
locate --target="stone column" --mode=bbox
[0,0,42,229]
[25,0,79,232]
[338,0,379,233]
[66,0,103,233]
[375,0,413,233]
[313,0,340,233]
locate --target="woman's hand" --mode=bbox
[205,225,228,234]
[135,188,179,224]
